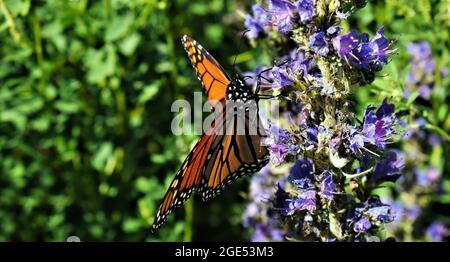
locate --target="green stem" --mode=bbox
[137,0,156,27]
[0,0,23,44]
[183,198,193,242]
[425,123,450,142]
[163,0,177,99]
[33,18,43,66]
[103,0,111,18]
[342,167,374,179]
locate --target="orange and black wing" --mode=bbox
[182,35,230,105]
[151,107,268,232]
[151,118,220,233]
[199,105,269,201]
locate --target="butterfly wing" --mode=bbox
[151,105,268,232]
[199,104,269,201]
[151,116,222,233]
[182,35,230,105]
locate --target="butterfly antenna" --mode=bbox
[232,30,250,76]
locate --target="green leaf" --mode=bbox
[119,33,141,56]
[189,3,208,15]
[5,0,30,16]
[105,14,134,42]
[91,142,113,172]
[138,81,161,104]
[123,218,142,233]
[406,91,419,106]
[0,110,26,130]
[54,101,80,114]
[329,213,344,241]
[329,151,349,168]
[84,46,117,83]
[205,24,223,47]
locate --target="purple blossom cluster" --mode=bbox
[347,198,394,234]
[332,28,395,72]
[245,1,395,82]
[264,124,298,164]
[245,0,316,39]
[380,40,449,242]
[427,222,450,242]
[349,99,398,154]
[243,49,315,90]
[404,41,448,100]
[241,0,406,242]
[242,167,285,241]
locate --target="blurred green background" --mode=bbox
[0,0,449,241]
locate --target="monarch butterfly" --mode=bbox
[151,35,269,233]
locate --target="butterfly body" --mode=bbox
[151,35,268,233]
[226,77,254,102]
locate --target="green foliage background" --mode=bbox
[0,0,449,241]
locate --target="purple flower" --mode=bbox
[375,98,395,118]
[265,123,297,164]
[243,202,259,227]
[367,205,394,223]
[297,0,315,22]
[415,166,440,187]
[287,49,315,77]
[406,205,421,221]
[353,217,372,233]
[368,28,394,71]
[332,28,394,72]
[306,126,318,143]
[408,41,432,61]
[319,173,336,200]
[252,224,284,242]
[326,26,342,36]
[349,131,365,154]
[243,66,273,86]
[244,17,264,40]
[372,151,404,185]
[362,99,397,149]
[418,85,432,99]
[249,167,273,202]
[309,32,329,56]
[245,5,271,39]
[348,99,397,154]
[332,30,360,65]
[273,184,291,214]
[269,144,290,164]
[426,222,449,242]
[405,41,446,101]
[286,190,316,214]
[428,135,441,146]
[352,41,373,70]
[264,123,290,145]
[269,0,297,33]
[270,66,294,88]
[289,158,314,186]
